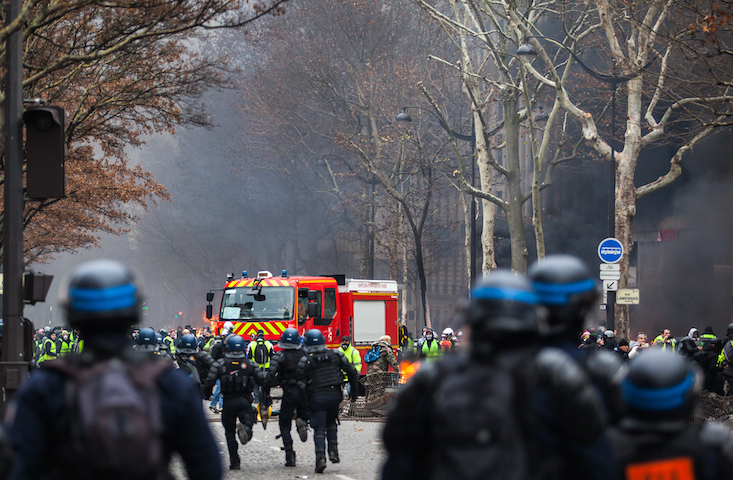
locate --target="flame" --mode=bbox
[399,359,421,384]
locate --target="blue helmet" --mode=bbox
[137,327,157,346]
[178,333,198,353]
[620,349,701,421]
[279,328,301,349]
[468,270,542,341]
[61,259,143,333]
[156,333,164,344]
[528,254,599,336]
[226,335,246,352]
[304,329,325,346]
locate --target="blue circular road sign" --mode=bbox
[598,238,624,263]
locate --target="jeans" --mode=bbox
[209,379,223,408]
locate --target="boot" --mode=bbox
[328,446,340,464]
[285,449,296,467]
[236,423,251,445]
[296,418,308,442]
[315,453,327,474]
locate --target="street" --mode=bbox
[171,403,387,480]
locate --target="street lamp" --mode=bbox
[397,106,478,291]
[517,35,654,331]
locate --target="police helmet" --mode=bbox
[727,323,733,337]
[137,327,157,346]
[226,335,246,352]
[279,328,301,350]
[60,260,143,334]
[304,329,325,346]
[527,255,599,337]
[467,270,543,344]
[620,349,702,421]
[178,333,198,354]
[156,333,164,344]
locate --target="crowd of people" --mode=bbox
[6,255,733,480]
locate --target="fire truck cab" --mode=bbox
[207,270,400,374]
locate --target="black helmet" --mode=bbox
[279,328,301,349]
[620,350,701,421]
[226,335,246,352]
[304,329,325,346]
[528,254,599,337]
[726,323,733,337]
[467,269,542,342]
[61,260,143,334]
[137,327,157,346]
[178,333,198,354]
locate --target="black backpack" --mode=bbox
[46,357,170,480]
[253,340,270,366]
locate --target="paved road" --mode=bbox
[172,401,387,480]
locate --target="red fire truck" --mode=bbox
[206,270,401,374]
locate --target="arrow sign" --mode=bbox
[603,280,618,291]
[598,238,624,264]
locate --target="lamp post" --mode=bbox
[396,106,478,292]
[517,36,653,331]
[1,0,29,415]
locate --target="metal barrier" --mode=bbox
[339,372,401,418]
[692,391,733,429]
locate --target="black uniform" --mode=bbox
[175,350,215,396]
[203,352,264,469]
[8,349,221,480]
[382,346,610,480]
[265,348,308,462]
[297,345,357,469]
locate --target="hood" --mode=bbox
[688,328,698,338]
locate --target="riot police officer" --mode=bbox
[610,350,733,480]
[174,333,214,397]
[7,259,221,480]
[382,270,609,480]
[264,328,309,467]
[528,254,624,421]
[203,335,264,470]
[297,329,358,473]
[135,327,159,356]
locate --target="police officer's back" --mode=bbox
[382,270,610,480]
[298,329,358,473]
[609,350,733,480]
[6,259,221,480]
[203,335,263,470]
[265,328,309,467]
[174,333,214,395]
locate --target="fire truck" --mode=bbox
[206,270,401,374]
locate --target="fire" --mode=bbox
[399,359,421,384]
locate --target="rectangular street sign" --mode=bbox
[599,271,621,280]
[600,264,621,271]
[616,288,640,304]
[603,280,618,291]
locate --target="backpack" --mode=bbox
[364,344,381,363]
[46,357,170,480]
[253,340,270,365]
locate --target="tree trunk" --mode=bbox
[503,97,529,273]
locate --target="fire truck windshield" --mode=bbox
[220,286,294,321]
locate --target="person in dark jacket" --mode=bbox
[692,338,724,395]
[297,329,357,473]
[614,338,630,362]
[609,350,733,480]
[6,259,221,480]
[383,270,612,480]
[264,328,309,467]
[174,333,215,397]
[203,334,264,470]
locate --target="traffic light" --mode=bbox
[23,105,66,199]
